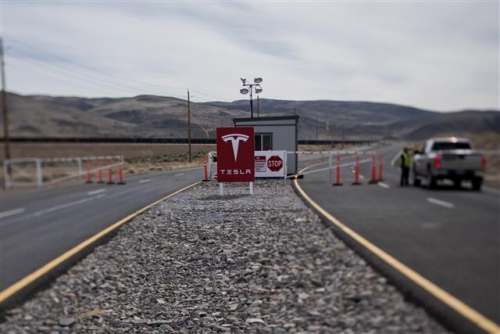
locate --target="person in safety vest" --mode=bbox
[400,146,411,186]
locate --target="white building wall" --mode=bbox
[234,117,298,175]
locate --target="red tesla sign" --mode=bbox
[216,127,255,182]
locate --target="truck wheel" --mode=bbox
[472,178,482,191]
[412,173,421,186]
[429,177,437,189]
[427,167,437,189]
[412,165,420,186]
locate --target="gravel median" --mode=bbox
[1,180,449,333]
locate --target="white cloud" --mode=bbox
[2,1,498,111]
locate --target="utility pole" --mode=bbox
[187,90,191,163]
[341,125,345,149]
[316,118,319,141]
[1,36,10,161]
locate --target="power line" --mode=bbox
[189,89,233,102]
[8,47,171,97]
[8,56,150,97]
[7,38,235,102]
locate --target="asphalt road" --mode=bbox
[297,144,500,326]
[0,168,202,292]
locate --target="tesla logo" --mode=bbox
[222,133,249,161]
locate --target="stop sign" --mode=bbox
[267,155,283,172]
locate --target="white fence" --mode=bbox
[3,156,124,188]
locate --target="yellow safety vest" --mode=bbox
[400,151,411,168]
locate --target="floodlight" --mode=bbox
[240,77,246,84]
[240,88,249,94]
[255,85,262,94]
[254,78,263,84]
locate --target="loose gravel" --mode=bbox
[1,180,449,333]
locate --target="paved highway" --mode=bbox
[2,146,498,331]
[0,168,202,293]
[297,144,499,328]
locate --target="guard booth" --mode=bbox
[233,115,299,175]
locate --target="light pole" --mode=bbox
[1,37,10,161]
[240,77,263,118]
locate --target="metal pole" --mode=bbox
[77,158,82,175]
[249,87,254,118]
[257,95,260,118]
[3,159,8,188]
[1,37,10,161]
[36,159,42,187]
[187,90,192,163]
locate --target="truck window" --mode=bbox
[431,142,471,151]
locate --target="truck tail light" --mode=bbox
[482,155,488,169]
[434,155,442,169]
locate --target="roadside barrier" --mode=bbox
[86,161,93,184]
[333,154,343,186]
[97,160,104,184]
[118,158,126,185]
[3,155,125,188]
[369,153,377,184]
[203,149,385,186]
[107,160,114,184]
[85,156,125,186]
[352,154,361,185]
[378,153,384,181]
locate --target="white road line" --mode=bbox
[0,208,26,219]
[109,189,135,198]
[31,197,96,218]
[139,179,151,183]
[378,182,390,189]
[359,175,365,180]
[87,189,106,196]
[427,197,454,209]
[175,173,184,176]
[1,195,104,227]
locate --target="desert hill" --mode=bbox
[1,92,498,141]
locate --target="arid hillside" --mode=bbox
[1,93,498,141]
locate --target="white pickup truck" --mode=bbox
[412,137,487,190]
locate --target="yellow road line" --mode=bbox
[0,182,201,304]
[293,174,499,334]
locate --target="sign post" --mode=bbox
[216,127,255,195]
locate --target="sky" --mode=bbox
[1,0,499,112]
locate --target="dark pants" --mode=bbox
[400,167,409,186]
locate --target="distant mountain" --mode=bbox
[206,99,499,140]
[1,93,498,141]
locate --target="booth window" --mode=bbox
[255,133,272,151]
